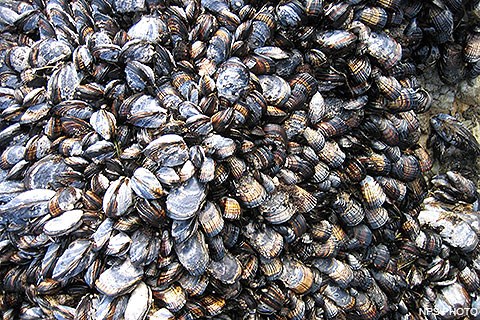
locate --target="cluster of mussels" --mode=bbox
[2,0,480,319]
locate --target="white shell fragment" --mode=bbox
[419,199,479,252]
[124,282,152,320]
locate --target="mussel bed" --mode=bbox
[1,0,480,319]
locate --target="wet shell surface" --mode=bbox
[166,177,206,220]
[259,75,291,106]
[95,258,143,297]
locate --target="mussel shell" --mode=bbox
[175,231,210,276]
[216,58,250,103]
[103,177,133,217]
[360,175,386,209]
[0,146,26,169]
[243,222,284,259]
[208,253,242,284]
[124,282,152,320]
[233,174,268,208]
[365,207,389,229]
[375,176,407,203]
[90,109,116,140]
[392,155,421,182]
[130,167,164,199]
[365,32,402,69]
[44,209,83,237]
[144,134,189,167]
[199,201,224,237]
[333,193,365,227]
[219,197,242,220]
[153,284,187,313]
[24,155,70,190]
[318,140,345,168]
[52,239,91,281]
[260,191,296,225]
[315,30,357,53]
[357,7,388,30]
[258,75,291,106]
[166,177,206,220]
